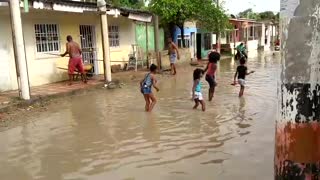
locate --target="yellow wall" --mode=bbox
[108,16,136,69]
[21,11,102,87]
[20,10,136,87]
[0,9,147,91]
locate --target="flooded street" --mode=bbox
[0,52,280,180]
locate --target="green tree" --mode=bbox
[149,0,229,47]
[110,0,145,8]
[197,2,230,35]
[258,11,275,20]
[238,9,279,21]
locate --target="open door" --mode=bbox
[196,33,202,60]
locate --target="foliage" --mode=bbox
[238,8,280,22]
[149,0,230,47]
[109,0,145,8]
[197,1,230,33]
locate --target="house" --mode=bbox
[0,0,164,92]
[174,22,215,60]
[223,18,279,53]
[173,18,278,60]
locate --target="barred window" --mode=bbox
[34,24,60,53]
[177,35,190,48]
[108,25,120,47]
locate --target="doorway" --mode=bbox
[196,33,202,60]
[79,25,98,75]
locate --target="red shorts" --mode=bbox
[68,57,84,75]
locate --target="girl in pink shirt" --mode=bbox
[204,52,220,101]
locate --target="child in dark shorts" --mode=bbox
[234,57,254,97]
[140,64,159,112]
[204,52,220,101]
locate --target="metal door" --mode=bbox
[79,25,98,75]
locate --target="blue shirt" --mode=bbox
[195,81,202,92]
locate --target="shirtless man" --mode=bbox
[168,38,180,75]
[61,35,87,85]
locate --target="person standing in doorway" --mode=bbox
[168,38,180,75]
[61,35,87,85]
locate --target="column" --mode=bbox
[97,0,112,82]
[267,25,271,49]
[275,0,320,178]
[261,23,265,47]
[153,15,161,69]
[9,0,30,100]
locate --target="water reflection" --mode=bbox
[0,52,279,180]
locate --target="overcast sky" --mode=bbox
[223,0,280,14]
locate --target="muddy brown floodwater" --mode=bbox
[0,52,280,180]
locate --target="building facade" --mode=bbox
[0,0,163,92]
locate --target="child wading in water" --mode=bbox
[192,68,206,111]
[140,64,160,112]
[204,52,220,101]
[234,57,254,97]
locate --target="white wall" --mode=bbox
[247,40,259,51]
[0,9,18,92]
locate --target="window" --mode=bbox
[204,33,211,50]
[177,35,190,48]
[108,25,120,47]
[34,24,60,53]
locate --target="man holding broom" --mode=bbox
[61,35,87,85]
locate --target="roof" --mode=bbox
[31,0,153,16]
[31,0,98,8]
[229,18,257,23]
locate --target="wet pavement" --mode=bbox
[0,52,280,180]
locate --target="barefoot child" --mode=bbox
[192,68,206,111]
[140,64,160,112]
[204,52,220,101]
[234,57,254,97]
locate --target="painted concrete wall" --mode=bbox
[0,9,18,91]
[108,15,137,68]
[20,11,103,87]
[161,48,191,69]
[276,0,320,178]
[0,9,143,91]
[173,26,197,43]
[135,23,165,52]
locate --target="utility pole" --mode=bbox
[146,22,149,68]
[97,0,112,83]
[275,0,320,179]
[216,0,221,53]
[153,15,161,69]
[9,0,30,100]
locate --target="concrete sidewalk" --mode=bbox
[0,69,151,113]
[0,76,105,112]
